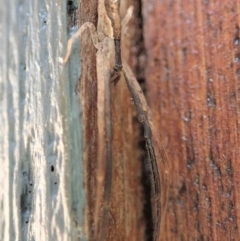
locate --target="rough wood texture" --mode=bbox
[79,0,146,240]
[142,0,240,240]
[110,2,146,240]
[0,0,86,240]
[78,1,98,238]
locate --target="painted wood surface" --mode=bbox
[0,0,86,240]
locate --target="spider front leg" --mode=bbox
[63,22,99,64]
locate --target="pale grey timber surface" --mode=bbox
[0,0,86,240]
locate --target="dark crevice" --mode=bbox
[134,0,154,240]
[67,0,78,27]
[20,140,33,239]
[132,0,147,83]
[138,124,154,241]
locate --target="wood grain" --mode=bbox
[79,0,98,238]
[79,1,145,240]
[142,0,240,240]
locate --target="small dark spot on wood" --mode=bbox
[226,187,232,198]
[207,92,216,107]
[229,92,236,104]
[234,224,238,231]
[216,167,222,177]
[216,220,220,227]
[181,47,187,63]
[207,212,212,221]
[236,68,240,79]
[153,57,159,64]
[186,142,195,169]
[219,21,222,32]
[183,110,191,122]
[194,174,199,187]
[218,183,223,194]
[51,165,54,172]
[235,54,240,63]
[234,37,239,45]
[202,184,207,191]
[193,193,199,211]
[205,197,211,207]
[210,152,222,178]
[228,216,235,224]
[178,182,186,196]
[206,15,211,26]
[228,201,234,210]
[222,220,227,232]
[226,160,233,178]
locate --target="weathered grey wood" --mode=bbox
[0,1,86,240]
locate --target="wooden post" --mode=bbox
[3,0,237,240]
[142,0,240,240]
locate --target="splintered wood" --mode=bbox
[64,1,169,240]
